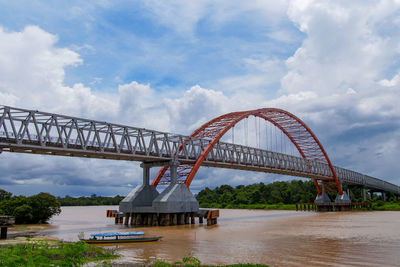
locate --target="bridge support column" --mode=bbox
[362,188,367,201]
[124,213,130,225]
[382,192,386,201]
[178,213,185,225]
[191,212,195,224]
[119,162,160,215]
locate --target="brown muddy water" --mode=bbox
[42,206,400,266]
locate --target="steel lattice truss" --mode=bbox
[0,105,399,195]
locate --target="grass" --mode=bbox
[0,240,118,267]
[372,201,400,211]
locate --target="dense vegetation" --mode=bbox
[196,180,400,210]
[0,240,117,267]
[372,200,400,211]
[57,194,124,206]
[0,189,61,224]
[196,180,318,209]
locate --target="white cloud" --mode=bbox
[141,0,290,36]
[0,25,118,119]
[284,0,400,96]
[164,85,230,133]
[379,71,400,87]
[271,0,400,184]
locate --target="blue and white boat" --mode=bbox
[81,231,162,244]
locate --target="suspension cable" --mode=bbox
[232,125,234,144]
[265,121,268,151]
[258,117,261,148]
[256,117,258,148]
[245,118,248,146]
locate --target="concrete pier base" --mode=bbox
[314,191,331,203]
[178,213,185,225]
[191,213,195,224]
[116,160,220,227]
[115,210,218,226]
[297,202,372,212]
[152,183,199,213]
[335,192,351,203]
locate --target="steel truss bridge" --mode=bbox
[0,105,399,196]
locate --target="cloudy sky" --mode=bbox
[0,0,400,197]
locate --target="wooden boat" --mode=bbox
[80,231,162,244]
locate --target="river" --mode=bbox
[42,206,400,266]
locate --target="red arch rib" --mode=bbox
[151,108,343,195]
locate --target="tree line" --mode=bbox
[0,189,61,224]
[196,180,318,208]
[57,194,124,206]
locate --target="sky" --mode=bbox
[0,0,400,197]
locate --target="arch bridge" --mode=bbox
[0,105,399,212]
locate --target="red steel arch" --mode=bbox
[151,108,343,196]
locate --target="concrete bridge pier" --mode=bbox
[314,184,331,204]
[118,159,199,226]
[314,182,351,204]
[362,188,368,201]
[370,191,375,199]
[335,181,351,204]
[152,159,199,214]
[119,162,160,214]
[335,191,351,203]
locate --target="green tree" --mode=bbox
[0,195,29,216]
[196,180,322,206]
[27,193,61,223]
[0,189,12,201]
[13,204,33,224]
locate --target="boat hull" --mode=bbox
[83,236,162,244]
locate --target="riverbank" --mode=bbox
[200,203,296,210]
[200,201,400,211]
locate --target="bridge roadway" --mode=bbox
[0,105,399,195]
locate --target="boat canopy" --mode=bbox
[90,231,144,237]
